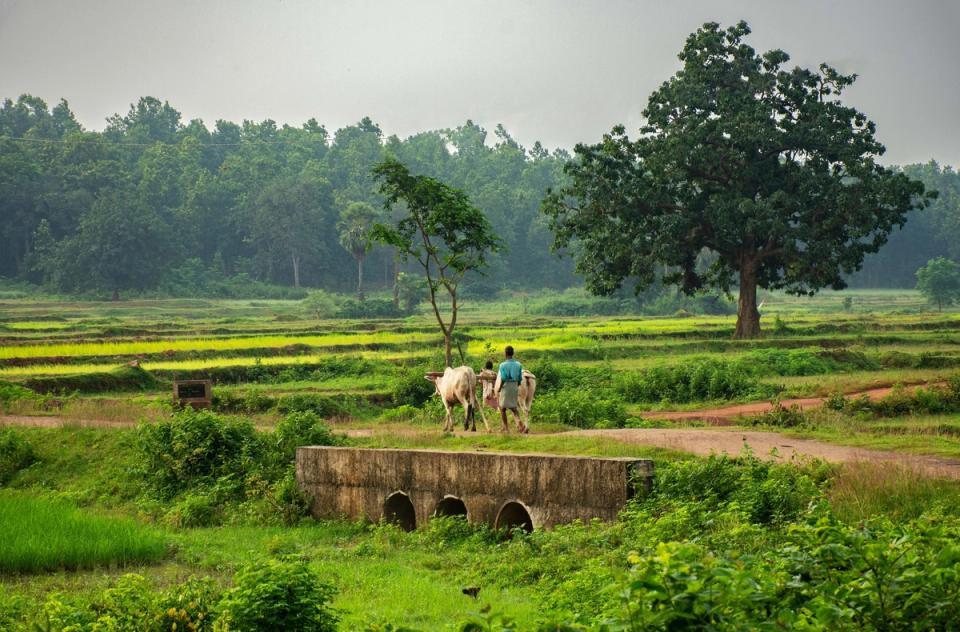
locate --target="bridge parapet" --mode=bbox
[296,447,654,531]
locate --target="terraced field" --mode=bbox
[5,290,960,630]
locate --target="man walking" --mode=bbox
[497,345,527,433]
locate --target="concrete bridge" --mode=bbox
[295,447,654,531]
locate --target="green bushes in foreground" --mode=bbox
[26,557,334,632]
[135,408,341,526]
[0,427,37,485]
[0,491,165,573]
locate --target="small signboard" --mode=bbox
[173,379,212,410]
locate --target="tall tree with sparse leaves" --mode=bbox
[337,201,379,300]
[371,158,501,366]
[543,21,932,338]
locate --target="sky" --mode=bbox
[1,0,958,166]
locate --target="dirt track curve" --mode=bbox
[639,384,931,424]
[3,381,959,479]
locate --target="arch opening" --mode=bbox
[383,492,416,531]
[434,496,468,519]
[495,501,533,534]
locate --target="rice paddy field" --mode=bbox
[3,289,960,630]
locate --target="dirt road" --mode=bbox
[640,384,933,424]
[568,427,960,479]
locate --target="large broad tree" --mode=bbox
[337,201,380,300]
[371,158,501,367]
[543,21,931,337]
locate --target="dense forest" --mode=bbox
[0,93,957,298]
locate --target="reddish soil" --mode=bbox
[640,384,937,425]
[569,427,960,479]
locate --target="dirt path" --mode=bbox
[640,384,934,424]
[568,427,960,479]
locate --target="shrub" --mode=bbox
[0,383,36,410]
[272,411,339,464]
[753,401,807,428]
[275,393,347,418]
[0,427,37,485]
[165,490,223,528]
[218,557,339,631]
[136,409,263,499]
[532,388,627,429]
[301,289,339,319]
[391,368,436,407]
[615,360,771,403]
[641,451,825,526]
[335,297,404,319]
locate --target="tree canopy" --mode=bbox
[543,21,932,336]
[372,158,501,366]
[916,257,960,311]
[0,95,573,298]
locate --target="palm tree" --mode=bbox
[337,202,379,300]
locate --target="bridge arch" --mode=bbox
[434,495,468,519]
[383,491,416,531]
[495,500,534,534]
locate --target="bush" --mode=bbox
[0,427,37,485]
[272,411,339,464]
[136,409,263,500]
[533,388,627,429]
[640,451,826,526]
[615,360,772,403]
[391,368,436,407]
[0,383,36,410]
[336,297,404,319]
[218,557,339,631]
[302,289,339,319]
[275,393,347,418]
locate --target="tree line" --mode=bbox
[0,94,574,299]
[1,73,959,307]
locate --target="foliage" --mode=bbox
[615,360,772,403]
[271,411,340,464]
[335,297,405,318]
[391,367,437,407]
[218,557,339,631]
[0,491,165,573]
[396,271,428,313]
[915,256,960,310]
[301,289,340,318]
[543,20,930,337]
[532,388,628,429]
[135,408,263,500]
[372,157,502,366]
[0,426,37,485]
[275,394,348,419]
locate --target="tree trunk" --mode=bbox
[357,255,365,301]
[734,260,761,339]
[111,289,120,302]
[392,253,400,308]
[446,289,458,368]
[291,254,301,288]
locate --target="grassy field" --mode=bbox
[0,491,166,573]
[2,290,960,629]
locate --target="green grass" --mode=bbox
[0,491,166,573]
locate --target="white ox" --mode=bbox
[481,369,537,429]
[426,366,489,432]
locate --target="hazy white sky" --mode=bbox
[1,0,957,166]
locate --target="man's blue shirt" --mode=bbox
[498,358,523,383]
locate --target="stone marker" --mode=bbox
[172,379,212,410]
[296,446,653,531]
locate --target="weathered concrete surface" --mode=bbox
[296,447,653,530]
